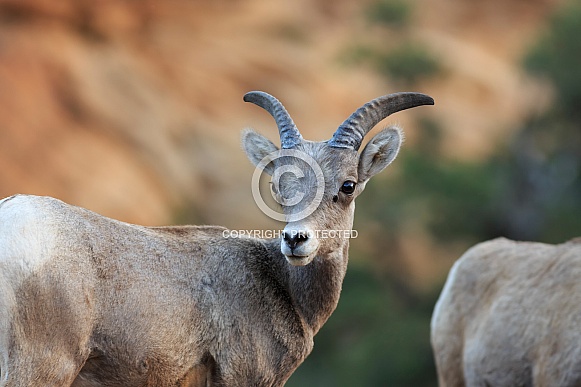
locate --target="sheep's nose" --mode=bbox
[283,230,309,250]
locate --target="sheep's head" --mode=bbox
[242,91,433,266]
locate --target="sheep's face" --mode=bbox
[243,127,402,266]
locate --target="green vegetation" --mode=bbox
[513,0,581,242]
[344,0,441,86]
[520,1,581,242]
[340,42,440,85]
[376,44,441,88]
[366,0,411,29]
[525,1,581,120]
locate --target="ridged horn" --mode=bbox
[328,92,434,150]
[243,91,302,149]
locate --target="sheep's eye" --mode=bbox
[340,180,357,195]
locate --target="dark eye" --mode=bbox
[340,180,357,195]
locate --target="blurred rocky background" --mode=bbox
[1,0,579,385]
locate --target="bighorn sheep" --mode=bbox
[431,237,581,386]
[0,91,433,386]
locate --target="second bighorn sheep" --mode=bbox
[431,237,581,386]
[0,91,433,386]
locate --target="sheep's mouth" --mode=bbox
[285,254,313,266]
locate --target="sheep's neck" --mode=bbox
[268,238,350,335]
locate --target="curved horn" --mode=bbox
[328,92,434,150]
[243,91,302,149]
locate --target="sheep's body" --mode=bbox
[431,237,581,387]
[0,194,320,386]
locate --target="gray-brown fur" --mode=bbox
[431,237,581,387]
[0,91,432,386]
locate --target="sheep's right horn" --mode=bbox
[244,91,303,149]
[328,92,434,151]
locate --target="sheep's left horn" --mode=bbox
[328,92,434,151]
[244,91,302,149]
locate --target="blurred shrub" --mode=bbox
[513,0,581,242]
[376,44,440,85]
[524,0,581,121]
[493,116,581,243]
[366,0,411,29]
[341,0,440,86]
[338,43,379,67]
[339,41,441,86]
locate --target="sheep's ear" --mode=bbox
[358,126,403,182]
[242,129,279,176]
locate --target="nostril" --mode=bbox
[283,230,310,250]
[296,232,309,243]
